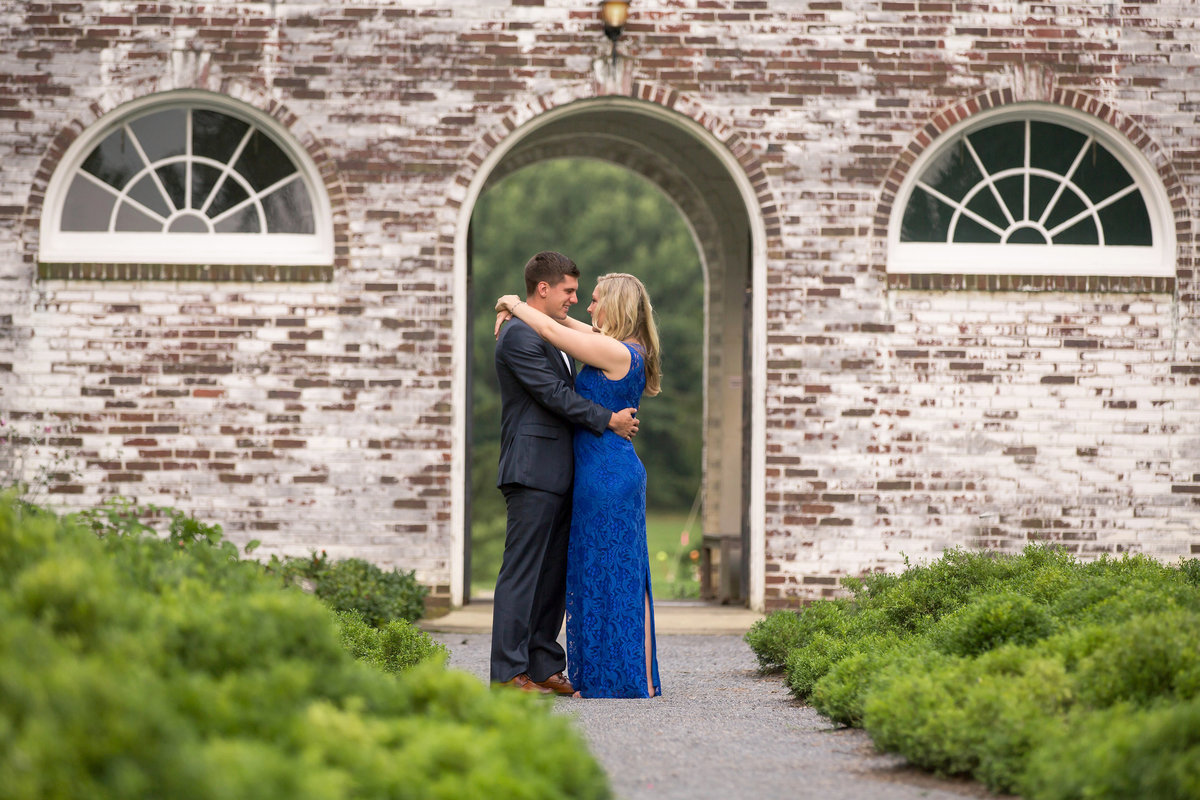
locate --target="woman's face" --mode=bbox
[587,287,606,328]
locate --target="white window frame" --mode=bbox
[40,90,333,267]
[888,103,1174,278]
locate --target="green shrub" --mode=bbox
[929,591,1055,657]
[860,649,979,778]
[311,556,427,626]
[964,652,1073,793]
[75,497,430,627]
[1023,699,1200,800]
[863,644,1072,793]
[270,549,428,627]
[743,609,803,672]
[1051,556,1200,627]
[996,547,1081,605]
[809,633,906,726]
[783,630,854,700]
[76,495,229,549]
[1068,610,1200,708]
[1179,557,1200,587]
[808,649,873,726]
[867,548,1012,633]
[0,497,609,800]
[743,544,1200,795]
[845,545,1082,635]
[335,610,449,674]
[744,601,851,673]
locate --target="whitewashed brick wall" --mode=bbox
[1,1,1196,609]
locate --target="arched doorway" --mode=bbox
[451,97,768,610]
[465,158,706,602]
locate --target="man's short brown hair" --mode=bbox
[523,251,580,296]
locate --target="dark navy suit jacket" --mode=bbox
[495,318,610,495]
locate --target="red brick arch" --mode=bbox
[874,86,1194,294]
[439,80,782,259]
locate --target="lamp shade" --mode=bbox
[601,1,629,42]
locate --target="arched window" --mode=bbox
[889,104,1173,277]
[40,91,332,267]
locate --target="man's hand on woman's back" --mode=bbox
[608,408,639,440]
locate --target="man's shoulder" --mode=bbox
[497,317,539,350]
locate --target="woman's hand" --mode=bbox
[494,309,512,339]
[494,295,522,339]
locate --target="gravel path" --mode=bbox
[430,632,1008,800]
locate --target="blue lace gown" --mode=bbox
[566,342,662,698]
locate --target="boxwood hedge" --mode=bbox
[745,545,1200,798]
[0,495,609,800]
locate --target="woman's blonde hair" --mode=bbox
[593,273,661,397]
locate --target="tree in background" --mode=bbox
[470,159,704,591]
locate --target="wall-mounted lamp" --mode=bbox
[600,1,630,67]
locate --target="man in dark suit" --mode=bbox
[490,251,638,695]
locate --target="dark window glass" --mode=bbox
[993,176,1024,222]
[921,139,979,202]
[1053,218,1100,245]
[167,213,209,233]
[82,128,144,189]
[205,173,250,219]
[1043,188,1088,233]
[155,163,187,210]
[969,121,1025,174]
[190,163,224,213]
[192,109,248,163]
[214,207,261,233]
[61,104,316,242]
[235,131,295,193]
[1098,193,1152,245]
[967,184,1008,226]
[62,176,116,231]
[952,216,1001,243]
[900,186,951,242]
[1027,175,1060,222]
[115,202,161,232]
[130,109,185,163]
[262,178,315,234]
[1029,121,1087,175]
[1007,226,1048,244]
[127,174,171,218]
[1072,143,1134,203]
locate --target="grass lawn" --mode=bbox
[646,510,702,600]
[469,510,701,600]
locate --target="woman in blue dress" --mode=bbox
[496,273,662,698]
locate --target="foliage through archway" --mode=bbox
[469,159,704,592]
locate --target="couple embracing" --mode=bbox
[489,250,663,700]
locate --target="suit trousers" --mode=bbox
[489,483,571,684]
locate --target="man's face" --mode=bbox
[541,275,579,321]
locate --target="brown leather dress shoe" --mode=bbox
[493,673,553,694]
[533,672,574,696]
